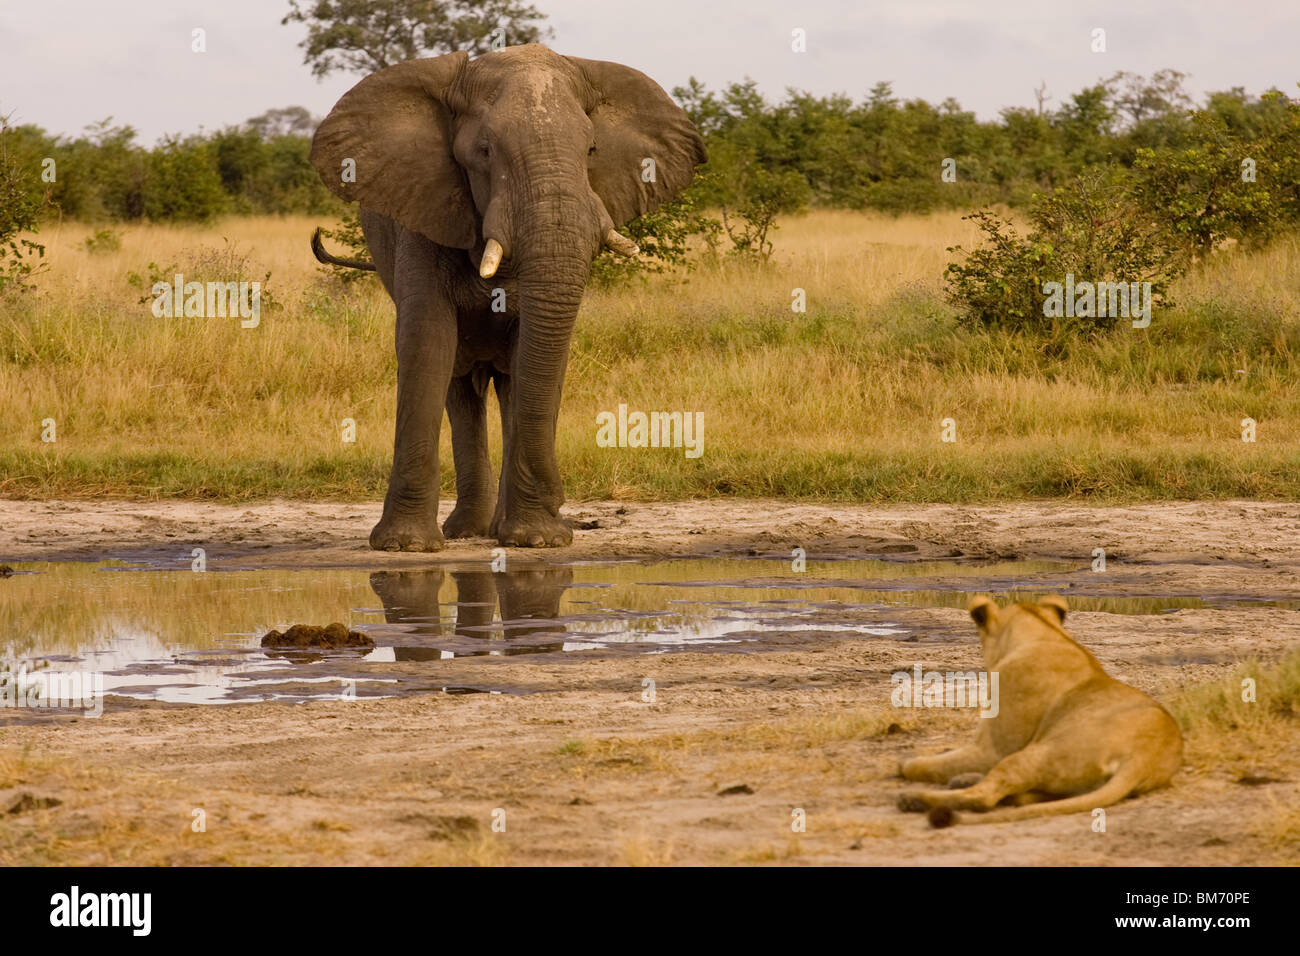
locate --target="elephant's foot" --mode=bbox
[370,511,445,552]
[442,501,493,539]
[488,498,507,540]
[495,511,572,548]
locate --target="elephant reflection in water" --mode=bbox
[368,567,573,658]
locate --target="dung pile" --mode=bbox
[261,623,373,649]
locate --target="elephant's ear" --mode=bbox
[567,56,707,227]
[310,52,478,249]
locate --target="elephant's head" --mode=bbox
[309,43,706,283]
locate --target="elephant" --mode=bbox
[309,43,706,551]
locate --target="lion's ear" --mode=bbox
[1038,595,1068,624]
[968,595,998,629]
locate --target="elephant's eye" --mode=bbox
[588,144,596,155]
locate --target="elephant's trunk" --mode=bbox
[507,266,586,512]
[501,183,597,511]
[513,242,590,386]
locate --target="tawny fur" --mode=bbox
[897,594,1183,825]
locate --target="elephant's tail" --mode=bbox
[311,228,376,271]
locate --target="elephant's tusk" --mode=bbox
[480,238,504,278]
[604,229,639,257]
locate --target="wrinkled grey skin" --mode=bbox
[310,44,705,550]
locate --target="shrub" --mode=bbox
[83,228,122,255]
[143,135,227,222]
[1131,92,1300,253]
[589,190,716,286]
[0,117,47,294]
[126,240,279,313]
[945,167,1187,334]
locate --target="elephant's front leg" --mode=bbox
[370,293,456,552]
[442,369,495,538]
[489,370,512,539]
[495,317,573,548]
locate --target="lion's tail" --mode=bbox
[311,228,376,271]
[945,763,1148,827]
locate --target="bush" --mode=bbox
[0,117,47,294]
[691,142,811,264]
[945,167,1187,334]
[83,228,122,255]
[1131,92,1300,253]
[143,135,227,222]
[589,190,715,286]
[49,120,148,222]
[716,163,810,263]
[126,240,280,314]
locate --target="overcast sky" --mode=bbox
[2,0,1297,144]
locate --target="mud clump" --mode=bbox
[0,565,14,578]
[3,791,63,815]
[261,623,373,649]
[397,812,480,840]
[717,783,754,797]
[927,806,955,829]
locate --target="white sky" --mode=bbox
[2,0,1297,144]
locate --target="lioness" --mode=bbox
[897,594,1182,826]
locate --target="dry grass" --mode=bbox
[1170,647,1300,773]
[618,832,676,866]
[0,730,508,866]
[2,211,1298,501]
[1250,794,1300,848]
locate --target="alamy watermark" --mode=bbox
[50,886,150,936]
[891,664,999,718]
[1,663,103,718]
[150,274,260,328]
[595,404,704,458]
[1042,274,1151,328]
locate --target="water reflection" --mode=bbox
[1,554,1294,707]
[369,567,573,658]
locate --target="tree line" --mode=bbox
[2,69,1294,229]
[1,70,1292,228]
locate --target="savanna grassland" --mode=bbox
[2,208,1298,505]
[3,213,1300,867]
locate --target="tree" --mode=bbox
[282,0,551,78]
[246,106,317,139]
[1109,69,1192,129]
[1054,83,1118,167]
[1131,92,1300,253]
[0,115,48,293]
[143,135,228,222]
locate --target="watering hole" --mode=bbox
[2,554,1296,707]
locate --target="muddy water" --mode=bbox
[2,555,1295,707]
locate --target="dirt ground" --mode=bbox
[1,498,1298,865]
